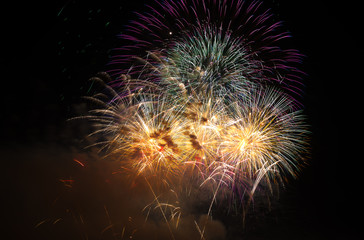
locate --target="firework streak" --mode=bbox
[82,0,309,232]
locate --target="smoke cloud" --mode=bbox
[4,138,227,240]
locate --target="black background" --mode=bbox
[2,0,361,239]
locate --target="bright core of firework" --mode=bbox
[88,82,308,199]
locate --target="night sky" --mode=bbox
[2,0,362,239]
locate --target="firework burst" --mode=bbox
[160,27,259,101]
[111,0,304,103]
[77,0,310,236]
[220,87,309,194]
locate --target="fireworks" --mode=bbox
[111,0,304,104]
[80,0,309,235]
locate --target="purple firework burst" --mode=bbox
[108,0,304,105]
